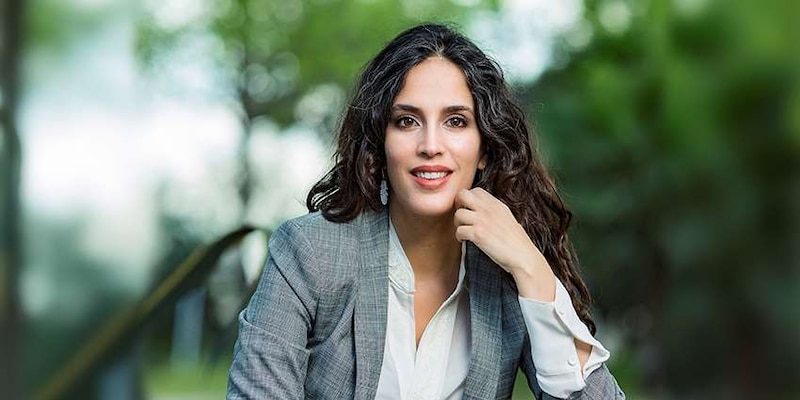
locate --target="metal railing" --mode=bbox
[34,225,267,400]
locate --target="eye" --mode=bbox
[394,116,418,129]
[445,116,468,128]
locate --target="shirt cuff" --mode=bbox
[518,278,610,399]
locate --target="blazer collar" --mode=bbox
[463,242,504,399]
[353,206,390,400]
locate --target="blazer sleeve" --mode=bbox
[227,221,318,400]
[520,336,626,400]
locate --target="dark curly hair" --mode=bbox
[307,23,597,334]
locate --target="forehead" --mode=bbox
[393,57,473,108]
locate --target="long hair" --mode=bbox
[307,23,597,334]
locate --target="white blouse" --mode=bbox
[375,220,610,399]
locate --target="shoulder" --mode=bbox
[272,211,364,250]
[268,210,376,289]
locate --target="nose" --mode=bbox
[417,125,443,158]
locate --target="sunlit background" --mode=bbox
[1,0,798,398]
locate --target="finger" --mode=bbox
[471,187,509,211]
[455,225,474,243]
[470,187,498,204]
[453,207,478,227]
[469,187,498,209]
[470,187,490,198]
[455,188,478,211]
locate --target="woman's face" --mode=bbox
[385,56,486,219]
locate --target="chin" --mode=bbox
[404,196,457,217]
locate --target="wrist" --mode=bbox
[510,251,556,301]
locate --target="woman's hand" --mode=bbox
[454,188,556,301]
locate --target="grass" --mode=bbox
[143,361,230,400]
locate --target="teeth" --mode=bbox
[415,171,448,179]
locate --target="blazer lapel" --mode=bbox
[463,243,503,399]
[353,207,389,400]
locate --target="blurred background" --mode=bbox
[1,0,798,398]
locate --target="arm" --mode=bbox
[520,347,624,400]
[518,279,624,399]
[227,222,318,399]
[454,188,624,399]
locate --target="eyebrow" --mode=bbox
[391,104,474,114]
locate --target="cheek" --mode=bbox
[384,136,410,169]
[384,147,400,173]
[457,134,483,166]
[383,143,405,187]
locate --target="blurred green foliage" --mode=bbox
[136,0,499,128]
[15,0,800,398]
[530,0,799,397]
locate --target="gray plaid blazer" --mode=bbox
[227,207,625,399]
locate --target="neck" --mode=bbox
[389,203,462,281]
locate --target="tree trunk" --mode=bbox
[0,0,24,398]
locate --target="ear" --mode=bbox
[478,153,487,170]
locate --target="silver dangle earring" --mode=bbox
[380,178,389,206]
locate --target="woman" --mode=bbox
[228,24,625,399]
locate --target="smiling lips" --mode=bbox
[410,165,453,189]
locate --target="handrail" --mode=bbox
[35,225,267,400]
